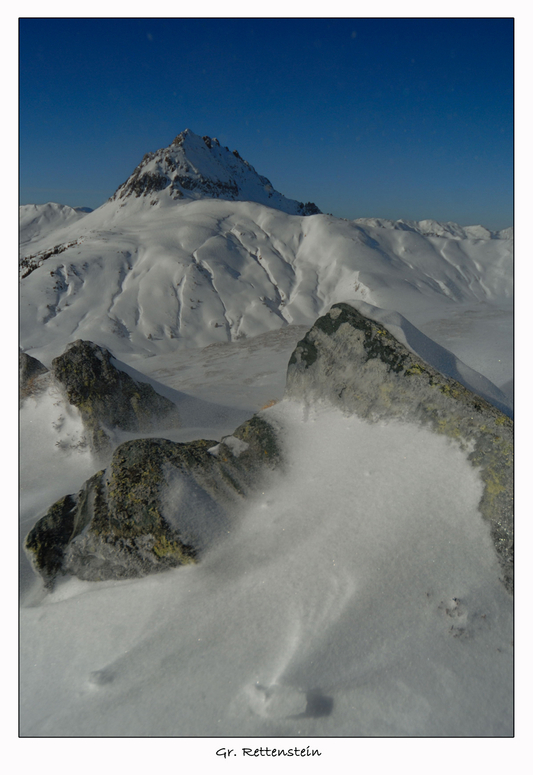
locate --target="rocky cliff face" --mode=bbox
[110,129,321,215]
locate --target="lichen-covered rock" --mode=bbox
[285,302,514,593]
[25,414,281,586]
[25,493,79,582]
[19,351,48,402]
[51,340,179,454]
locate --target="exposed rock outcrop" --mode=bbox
[24,303,513,593]
[285,301,514,592]
[50,340,180,455]
[19,352,49,401]
[25,415,281,586]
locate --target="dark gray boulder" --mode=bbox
[19,351,49,402]
[285,301,513,593]
[25,414,281,586]
[51,340,180,454]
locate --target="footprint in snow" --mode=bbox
[88,668,115,687]
[438,597,470,638]
[245,683,333,719]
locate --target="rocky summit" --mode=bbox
[110,128,320,215]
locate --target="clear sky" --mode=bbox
[19,17,513,230]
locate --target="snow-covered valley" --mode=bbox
[19,130,513,741]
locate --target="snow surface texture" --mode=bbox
[285,301,513,592]
[19,134,513,737]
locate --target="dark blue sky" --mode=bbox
[19,18,513,229]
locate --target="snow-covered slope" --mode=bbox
[19,197,513,395]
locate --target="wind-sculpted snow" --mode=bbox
[20,400,513,736]
[19,132,513,737]
[25,413,281,586]
[19,299,514,737]
[286,302,513,592]
[24,304,513,593]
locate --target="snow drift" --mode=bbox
[20,302,513,737]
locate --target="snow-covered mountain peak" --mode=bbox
[110,129,321,216]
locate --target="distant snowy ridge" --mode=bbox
[19,203,91,251]
[352,217,512,241]
[110,129,320,216]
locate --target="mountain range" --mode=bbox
[19,130,514,738]
[19,130,512,394]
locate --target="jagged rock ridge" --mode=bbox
[110,128,320,215]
